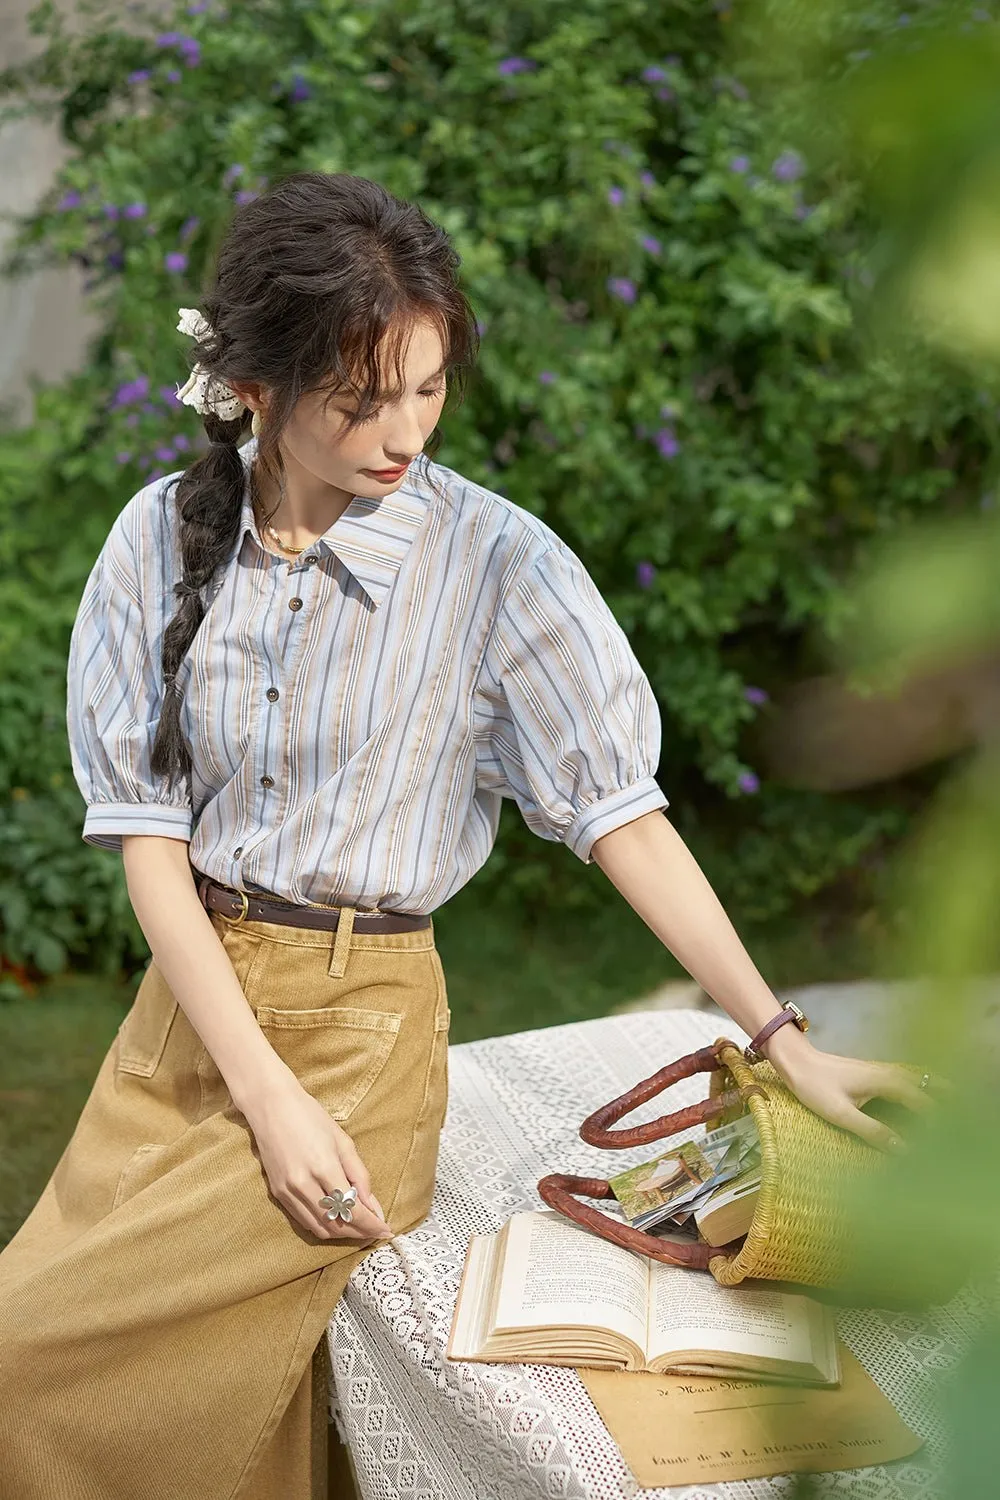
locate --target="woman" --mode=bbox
[0,171,931,1499]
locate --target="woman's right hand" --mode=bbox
[240,1070,394,1243]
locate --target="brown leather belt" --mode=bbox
[193,870,431,933]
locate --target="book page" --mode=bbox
[646,1262,815,1367]
[447,1233,499,1362]
[492,1211,649,1351]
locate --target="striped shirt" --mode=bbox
[66,434,669,914]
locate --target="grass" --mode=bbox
[0,877,878,1248]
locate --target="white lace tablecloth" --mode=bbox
[325,1008,982,1498]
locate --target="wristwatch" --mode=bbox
[744,1002,810,1064]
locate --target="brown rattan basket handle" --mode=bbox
[579,1040,741,1147]
[536,1172,720,1267]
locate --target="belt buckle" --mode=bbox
[219,890,250,926]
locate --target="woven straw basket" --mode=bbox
[537,1035,965,1306]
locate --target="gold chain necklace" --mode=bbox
[253,471,308,556]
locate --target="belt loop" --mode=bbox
[327,905,356,979]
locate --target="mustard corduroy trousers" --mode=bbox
[0,902,450,1499]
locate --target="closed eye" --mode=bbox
[343,386,446,424]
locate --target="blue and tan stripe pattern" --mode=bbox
[67,434,669,913]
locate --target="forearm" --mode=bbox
[121,836,295,1114]
[590,810,814,1070]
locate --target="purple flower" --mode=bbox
[106,251,125,271]
[174,433,191,451]
[164,250,188,273]
[166,69,182,82]
[111,376,150,408]
[641,65,667,83]
[640,234,661,255]
[538,370,557,384]
[636,561,656,589]
[234,190,258,205]
[497,57,536,75]
[738,771,760,794]
[147,467,165,481]
[608,185,625,207]
[125,412,139,428]
[475,319,488,336]
[155,31,186,45]
[154,444,177,462]
[640,171,655,189]
[103,203,120,220]
[179,215,200,240]
[607,276,637,304]
[290,72,310,101]
[730,155,750,174]
[222,163,244,189]
[655,87,673,102]
[772,149,805,182]
[655,427,680,459]
[57,190,82,210]
[159,385,180,406]
[127,69,152,84]
[123,201,147,219]
[142,401,158,414]
[744,686,769,706]
[116,451,133,464]
[187,1,209,12]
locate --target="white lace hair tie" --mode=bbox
[174,307,246,421]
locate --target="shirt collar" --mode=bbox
[229,435,429,609]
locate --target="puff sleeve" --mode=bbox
[66,494,193,852]
[474,541,669,863]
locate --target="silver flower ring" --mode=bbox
[319,1185,358,1223]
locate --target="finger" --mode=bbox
[841,1106,907,1155]
[333,1142,392,1235]
[334,1130,373,1200]
[283,1172,380,1242]
[313,1172,392,1240]
[356,1185,389,1224]
[869,1068,953,1116]
[862,1064,935,1115]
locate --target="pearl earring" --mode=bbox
[251,409,261,438]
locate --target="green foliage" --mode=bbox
[1,0,996,974]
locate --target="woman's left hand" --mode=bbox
[762,1031,942,1151]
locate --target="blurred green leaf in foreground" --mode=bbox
[729,1,1000,1493]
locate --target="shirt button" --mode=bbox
[234,846,243,857]
[289,597,303,611]
[260,775,274,788]
[266,687,279,701]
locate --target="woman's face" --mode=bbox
[241,316,449,505]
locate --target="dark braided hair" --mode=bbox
[150,171,480,792]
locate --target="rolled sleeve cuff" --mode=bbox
[82,802,193,853]
[564,776,670,864]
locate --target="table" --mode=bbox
[324,1008,982,1499]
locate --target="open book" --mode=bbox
[447,1210,840,1385]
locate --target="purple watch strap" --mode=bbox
[744,1006,806,1062]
